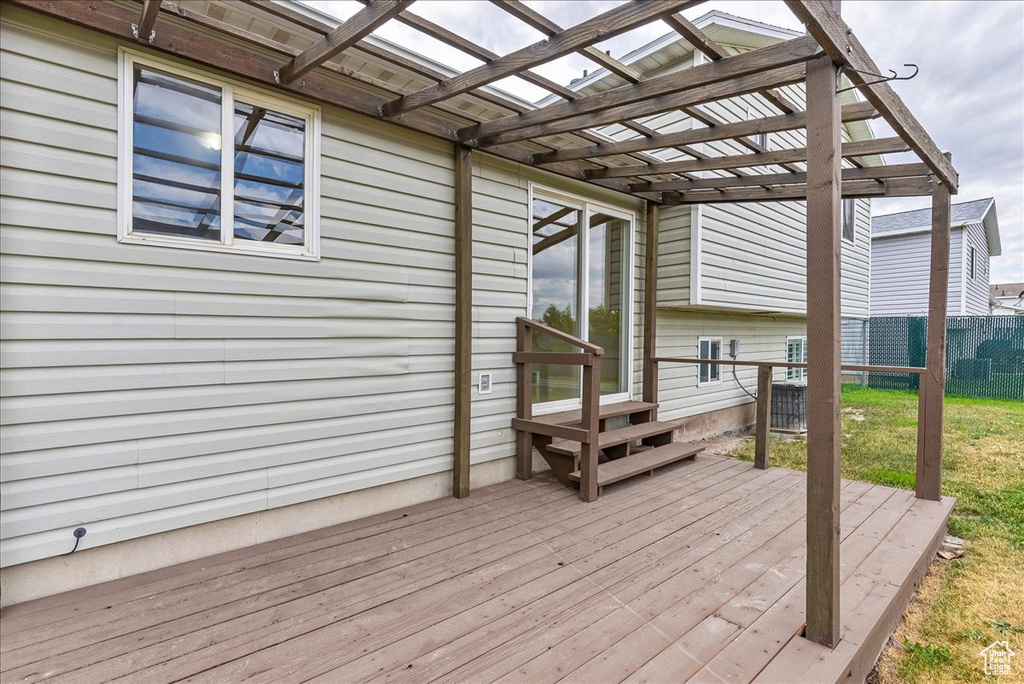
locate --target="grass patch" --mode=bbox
[725,386,1024,683]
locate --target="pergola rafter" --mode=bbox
[7,0,959,651]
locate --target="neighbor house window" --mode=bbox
[698,337,722,386]
[842,199,856,243]
[969,246,977,279]
[787,336,808,382]
[120,51,320,259]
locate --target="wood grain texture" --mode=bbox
[916,181,951,501]
[515,324,533,480]
[803,48,843,648]
[381,0,696,116]
[579,359,601,502]
[460,35,820,143]
[479,63,808,148]
[591,136,909,180]
[453,145,472,498]
[659,177,933,203]
[785,0,958,191]
[531,101,878,165]
[754,365,772,469]
[0,456,952,684]
[277,0,413,84]
[642,202,659,410]
[136,0,161,41]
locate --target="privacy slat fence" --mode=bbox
[843,316,1024,400]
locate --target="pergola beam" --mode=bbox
[459,35,820,144]
[660,176,934,204]
[637,162,929,193]
[478,64,808,148]
[381,0,698,117]
[489,0,643,83]
[593,136,909,181]
[785,0,958,191]
[532,101,878,165]
[661,13,800,114]
[135,0,161,42]
[277,0,413,84]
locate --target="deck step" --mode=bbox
[532,400,657,427]
[547,420,676,458]
[568,442,705,486]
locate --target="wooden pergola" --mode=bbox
[10,0,957,649]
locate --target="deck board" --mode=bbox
[0,455,953,684]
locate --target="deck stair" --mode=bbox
[517,400,704,495]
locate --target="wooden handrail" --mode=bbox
[515,317,604,355]
[650,357,926,374]
[513,316,602,501]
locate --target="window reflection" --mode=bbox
[589,212,627,396]
[132,67,222,241]
[233,102,306,245]
[531,198,581,404]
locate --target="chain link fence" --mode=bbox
[841,316,1024,400]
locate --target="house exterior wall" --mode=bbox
[0,8,647,594]
[656,310,805,422]
[645,51,871,319]
[870,228,965,316]
[961,221,992,315]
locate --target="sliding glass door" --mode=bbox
[529,188,634,411]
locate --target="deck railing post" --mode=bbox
[916,177,951,500]
[803,0,843,647]
[580,357,601,502]
[515,322,533,480]
[754,365,772,469]
[643,202,660,416]
[453,145,472,498]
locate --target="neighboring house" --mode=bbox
[871,198,1002,316]
[990,282,1024,315]
[0,4,875,601]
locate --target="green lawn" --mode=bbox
[726,386,1024,683]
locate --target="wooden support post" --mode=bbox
[515,324,533,480]
[803,19,843,647]
[580,358,601,502]
[754,365,773,469]
[453,145,472,498]
[642,202,660,413]
[916,179,951,500]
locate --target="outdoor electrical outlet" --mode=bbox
[478,373,492,395]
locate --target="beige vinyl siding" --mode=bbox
[962,221,992,315]
[870,228,964,316]
[0,14,460,567]
[655,310,805,420]
[656,205,692,307]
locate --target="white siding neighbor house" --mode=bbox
[990,282,1024,315]
[0,4,877,605]
[870,198,1002,316]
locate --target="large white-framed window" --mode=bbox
[698,337,722,386]
[527,184,636,413]
[787,336,808,382]
[119,49,321,260]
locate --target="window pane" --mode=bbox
[132,67,222,240]
[233,102,306,245]
[531,198,581,404]
[842,199,855,241]
[710,341,720,381]
[589,212,628,396]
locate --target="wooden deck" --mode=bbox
[0,455,953,684]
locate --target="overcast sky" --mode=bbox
[305,0,1023,283]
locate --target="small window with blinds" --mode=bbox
[119,51,320,260]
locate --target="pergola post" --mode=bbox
[916,178,951,500]
[642,202,660,411]
[453,145,472,498]
[803,6,843,647]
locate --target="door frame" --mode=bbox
[526,183,636,415]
